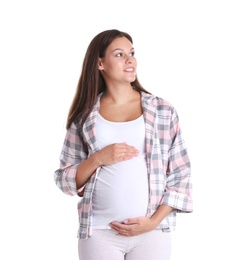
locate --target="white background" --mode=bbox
[0,0,249,259]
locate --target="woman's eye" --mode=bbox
[115,52,135,57]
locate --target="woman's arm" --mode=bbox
[76,143,139,189]
[109,204,173,236]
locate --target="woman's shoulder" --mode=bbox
[141,91,175,110]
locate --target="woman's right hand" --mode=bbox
[76,143,139,189]
[95,143,139,166]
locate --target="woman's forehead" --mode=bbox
[107,37,133,52]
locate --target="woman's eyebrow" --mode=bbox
[112,47,134,53]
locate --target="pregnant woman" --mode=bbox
[54,29,193,260]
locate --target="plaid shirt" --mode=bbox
[54,91,193,239]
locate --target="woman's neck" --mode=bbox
[102,85,139,105]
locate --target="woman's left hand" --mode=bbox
[109,217,156,236]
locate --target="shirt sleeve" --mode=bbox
[54,121,88,196]
[161,107,193,213]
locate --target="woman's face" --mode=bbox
[98,36,137,85]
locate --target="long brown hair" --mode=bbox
[66,29,150,129]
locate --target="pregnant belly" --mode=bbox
[92,157,148,226]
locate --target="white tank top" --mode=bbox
[92,113,148,229]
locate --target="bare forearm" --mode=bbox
[76,143,139,190]
[150,204,173,228]
[75,152,101,189]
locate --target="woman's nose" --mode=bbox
[126,55,135,64]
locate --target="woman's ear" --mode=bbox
[98,58,104,71]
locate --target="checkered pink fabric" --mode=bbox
[54,92,193,239]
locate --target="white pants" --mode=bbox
[78,229,171,260]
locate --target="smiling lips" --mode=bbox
[124,67,135,72]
